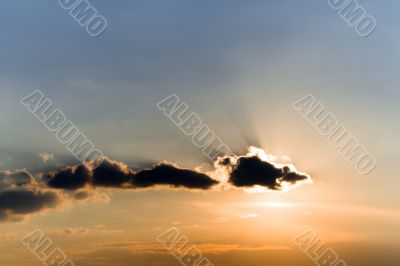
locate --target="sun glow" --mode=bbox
[256,201,294,208]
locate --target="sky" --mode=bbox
[0,0,399,265]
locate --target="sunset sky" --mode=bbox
[0,1,399,265]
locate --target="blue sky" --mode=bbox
[2,0,399,169]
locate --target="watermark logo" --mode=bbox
[293,230,348,266]
[58,0,108,37]
[293,94,376,175]
[157,94,232,163]
[21,90,104,169]
[157,227,214,266]
[327,0,376,37]
[21,229,75,266]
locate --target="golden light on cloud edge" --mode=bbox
[213,146,313,193]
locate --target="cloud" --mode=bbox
[215,147,312,191]
[46,158,218,190]
[92,159,133,188]
[0,157,219,222]
[71,189,111,204]
[47,164,92,190]
[38,152,54,163]
[40,147,312,193]
[0,170,61,222]
[0,169,35,189]
[57,225,123,236]
[79,240,291,257]
[0,169,107,223]
[0,188,62,222]
[133,163,218,189]
[0,147,312,223]
[45,147,311,193]
[59,227,90,236]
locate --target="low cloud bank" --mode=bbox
[0,147,312,222]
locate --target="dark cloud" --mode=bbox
[43,152,312,192]
[281,167,309,184]
[0,156,214,223]
[46,158,218,190]
[0,148,311,222]
[92,160,133,188]
[0,169,108,223]
[222,156,282,189]
[0,170,76,223]
[47,164,91,190]
[0,189,61,222]
[133,163,218,190]
[217,153,311,190]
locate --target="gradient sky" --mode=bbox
[0,1,399,265]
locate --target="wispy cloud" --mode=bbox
[38,152,54,163]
